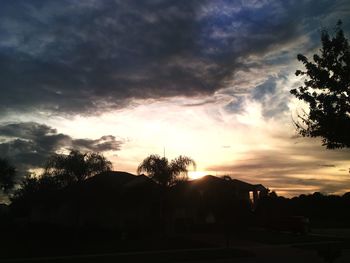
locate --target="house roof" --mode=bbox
[84,172,265,193]
[189,175,266,192]
[86,171,136,187]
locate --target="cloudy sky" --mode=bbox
[1,0,350,197]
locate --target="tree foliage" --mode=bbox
[44,150,112,187]
[291,21,350,149]
[11,173,60,202]
[0,158,16,193]
[11,150,112,203]
[137,154,196,188]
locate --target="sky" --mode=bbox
[0,0,350,197]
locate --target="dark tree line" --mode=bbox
[256,191,350,228]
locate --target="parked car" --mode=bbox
[265,216,310,234]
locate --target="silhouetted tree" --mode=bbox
[0,158,16,194]
[11,151,112,228]
[137,155,196,188]
[12,150,111,202]
[12,173,59,202]
[44,150,112,187]
[291,20,350,149]
[137,154,195,235]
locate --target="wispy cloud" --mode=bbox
[207,141,350,196]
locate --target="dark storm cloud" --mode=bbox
[0,0,348,115]
[0,122,123,176]
[72,135,122,152]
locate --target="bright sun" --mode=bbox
[188,171,208,180]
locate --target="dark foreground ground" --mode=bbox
[2,227,350,262]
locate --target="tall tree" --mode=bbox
[291,20,350,149]
[11,150,112,222]
[44,150,112,187]
[0,158,16,194]
[137,154,196,188]
[137,154,196,235]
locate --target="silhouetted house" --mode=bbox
[11,173,266,233]
[191,175,266,203]
[170,175,267,230]
[19,171,160,232]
